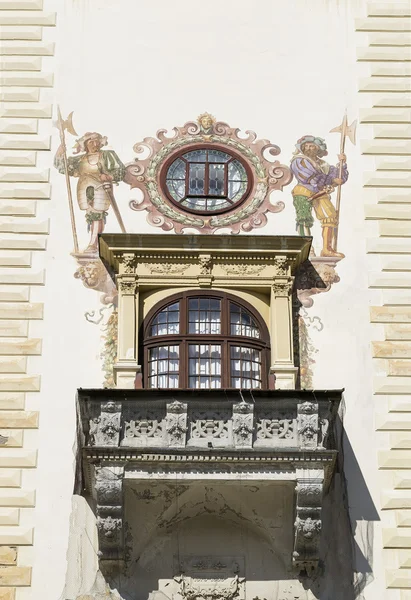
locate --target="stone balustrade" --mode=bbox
[78,389,339,453]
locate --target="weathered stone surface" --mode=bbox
[0,547,17,566]
[0,508,19,525]
[0,565,31,585]
[0,375,40,392]
[0,411,38,428]
[0,450,36,468]
[0,470,20,488]
[0,529,32,546]
[0,392,24,410]
[371,307,411,323]
[0,489,34,507]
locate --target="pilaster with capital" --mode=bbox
[269,263,297,389]
[115,255,140,388]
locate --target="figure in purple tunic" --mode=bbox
[290,135,348,258]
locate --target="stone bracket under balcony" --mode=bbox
[77,389,342,572]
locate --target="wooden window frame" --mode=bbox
[160,144,253,216]
[142,290,270,390]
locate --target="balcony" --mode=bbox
[76,389,341,571]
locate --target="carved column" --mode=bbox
[293,468,324,571]
[232,400,254,448]
[166,400,188,448]
[94,463,125,566]
[114,253,140,388]
[269,259,297,389]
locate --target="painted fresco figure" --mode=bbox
[290,135,348,258]
[54,132,125,253]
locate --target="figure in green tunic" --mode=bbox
[54,132,125,253]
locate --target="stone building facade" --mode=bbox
[0,0,410,599]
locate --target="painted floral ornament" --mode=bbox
[125,113,292,234]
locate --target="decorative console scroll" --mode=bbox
[95,464,125,564]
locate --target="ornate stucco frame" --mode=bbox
[99,233,311,390]
[124,117,292,234]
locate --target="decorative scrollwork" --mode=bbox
[257,418,295,440]
[124,416,164,439]
[220,263,265,277]
[125,114,292,234]
[190,411,230,440]
[149,262,188,275]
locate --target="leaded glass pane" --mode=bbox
[164,148,249,213]
[167,158,186,180]
[183,149,207,162]
[188,163,206,196]
[208,164,225,196]
[208,149,231,163]
[228,159,247,181]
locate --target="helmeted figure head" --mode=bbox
[294,135,328,159]
[74,132,108,155]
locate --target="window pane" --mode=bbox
[230,345,261,389]
[183,149,207,162]
[188,344,221,389]
[208,164,225,197]
[208,149,231,163]
[189,298,221,334]
[167,158,186,180]
[150,302,180,336]
[188,163,205,196]
[230,303,260,338]
[148,345,179,389]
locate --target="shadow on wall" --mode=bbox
[306,402,379,600]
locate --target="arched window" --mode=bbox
[142,291,270,390]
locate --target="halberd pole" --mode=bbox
[56,107,79,253]
[330,112,357,252]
